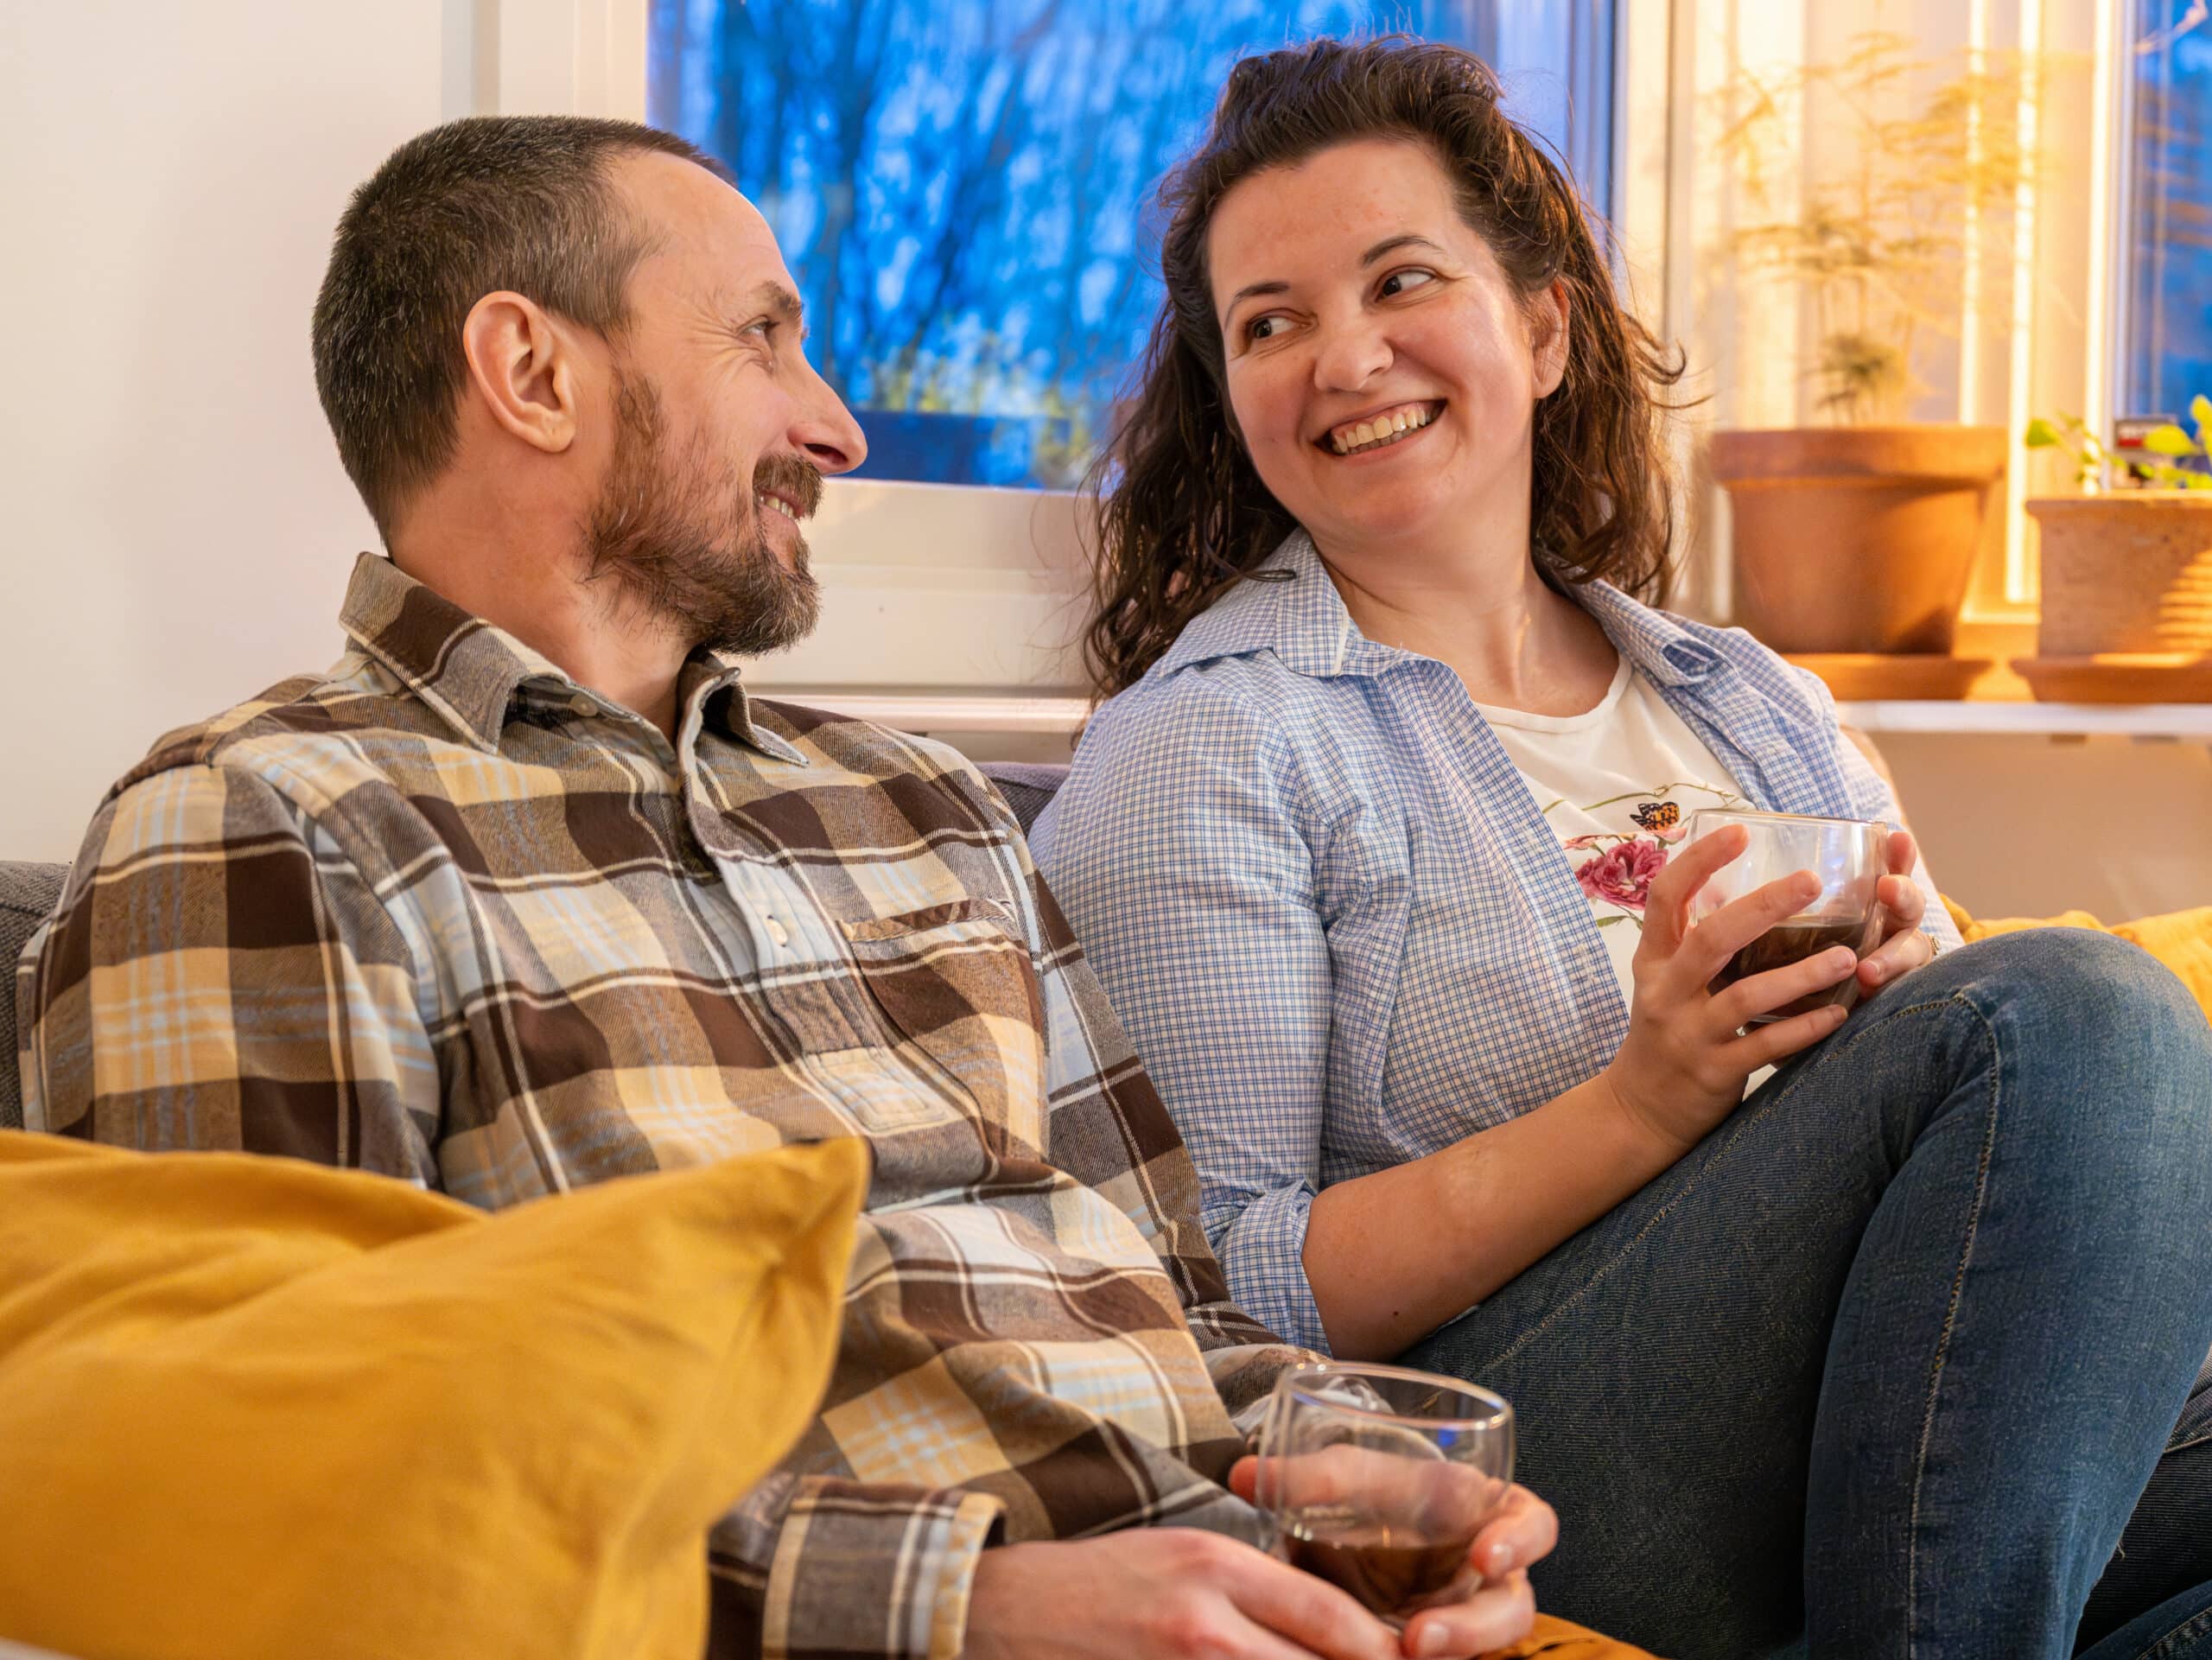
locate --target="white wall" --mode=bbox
[0,0,446,862]
[0,0,1090,866]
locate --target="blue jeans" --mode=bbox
[1399,929,2212,1660]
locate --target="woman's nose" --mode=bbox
[1311,316,1394,392]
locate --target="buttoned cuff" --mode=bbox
[763,1479,1005,1660]
[1213,1182,1332,1356]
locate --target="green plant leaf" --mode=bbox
[2143,424,2196,457]
[2024,417,2061,448]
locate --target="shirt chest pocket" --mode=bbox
[836,900,1049,1148]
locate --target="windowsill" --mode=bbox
[750,685,2212,742]
[1833,700,2212,738]
[748,687,1090,734]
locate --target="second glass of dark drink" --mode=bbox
[1255,1363,1514,1629]
[1684,809,1889,1022]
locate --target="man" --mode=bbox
[16,118,1575,1660]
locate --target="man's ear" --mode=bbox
[1532,281,1572,400]
[459,291,582,455]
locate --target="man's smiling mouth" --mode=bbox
[1318,400,1445,456]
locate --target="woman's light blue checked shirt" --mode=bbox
[1032,531,1960,1353]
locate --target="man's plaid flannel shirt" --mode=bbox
[17,552,1300,1659]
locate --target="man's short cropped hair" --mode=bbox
[311,115,730,540]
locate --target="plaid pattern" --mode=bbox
[1033,530,1964,1352]
[18,552,1296,1660]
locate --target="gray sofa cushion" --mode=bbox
[978,761,1069,837]
[1,862,69,1130]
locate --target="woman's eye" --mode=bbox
[1247,315,1283,343]
[1380,269,1438,298]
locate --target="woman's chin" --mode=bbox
[1303,492,1459,552]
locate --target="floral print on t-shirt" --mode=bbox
[1542,781,1743,928]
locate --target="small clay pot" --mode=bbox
[1712,426,2007,653]
[2026,493,2212,657]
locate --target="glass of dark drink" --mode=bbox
[1255,1362,1514,1629]
[1685,809,1889,1023]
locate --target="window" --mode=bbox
[2121,0,2212,418]
[648,1,1618,489]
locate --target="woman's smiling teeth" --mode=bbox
[1325,401,1440,455]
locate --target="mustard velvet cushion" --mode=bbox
[1942,898,2212,1023]
[0,1132,868,1660]
[1478,1616,1664,1658]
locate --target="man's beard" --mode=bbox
[582,364,823,657]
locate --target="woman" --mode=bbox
[1032,36,2212,1660]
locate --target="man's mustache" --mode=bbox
[753,454,825,518]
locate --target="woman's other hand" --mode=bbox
[1599,823,1855,1156]
[1854,828,1936,1002]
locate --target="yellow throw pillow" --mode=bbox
[1942,897,2212,1024]
[0,1131,867,1660]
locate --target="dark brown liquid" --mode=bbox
[1285,1521,1476,1620]
[1708,919,1869,1020]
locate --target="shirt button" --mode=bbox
[569,694,595,716]
[765,916,790,947]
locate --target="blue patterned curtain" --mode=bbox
[649,0,1619,487]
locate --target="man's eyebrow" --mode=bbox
[740,282,806,337]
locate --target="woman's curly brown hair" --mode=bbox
[1083,35,1686,700]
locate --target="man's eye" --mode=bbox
[1380,269,1438,297]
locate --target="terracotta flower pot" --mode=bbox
[1711,426,2007,653]
[2025,493,2212,657]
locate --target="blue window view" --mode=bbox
[648,2,1617,488]
[2125,1,2212,420]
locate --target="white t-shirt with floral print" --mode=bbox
[1471,655,1747,1015]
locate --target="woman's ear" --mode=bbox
[459,290,582,455]
[1532,281,1572,399]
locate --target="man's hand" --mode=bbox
[963,1527,1401,1660]
[1853,829,1936,1002]
[1229,1457,1555,1659]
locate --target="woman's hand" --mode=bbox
[1599,823,1858,1157]
[1854,829,1936,1002]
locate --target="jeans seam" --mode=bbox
[1902,991,2001,1660]
[2143,1606,2212,1660]
[1470,992,1964,1378]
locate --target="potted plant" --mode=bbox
[1706,34,2035,654]
[2021,399,2212,687]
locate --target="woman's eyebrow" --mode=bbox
[1361,233,1446,265]
[1222,277,1288,323]
[1219,232,1449,327]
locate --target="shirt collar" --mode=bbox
[335,552,806,764]
[1148,530,1722,688]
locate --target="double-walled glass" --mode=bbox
[1684,809,1889,1023]
[1255,1362,1515,1629]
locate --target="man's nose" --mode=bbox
[792,361,868,475]
[1312,314,1393,393]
